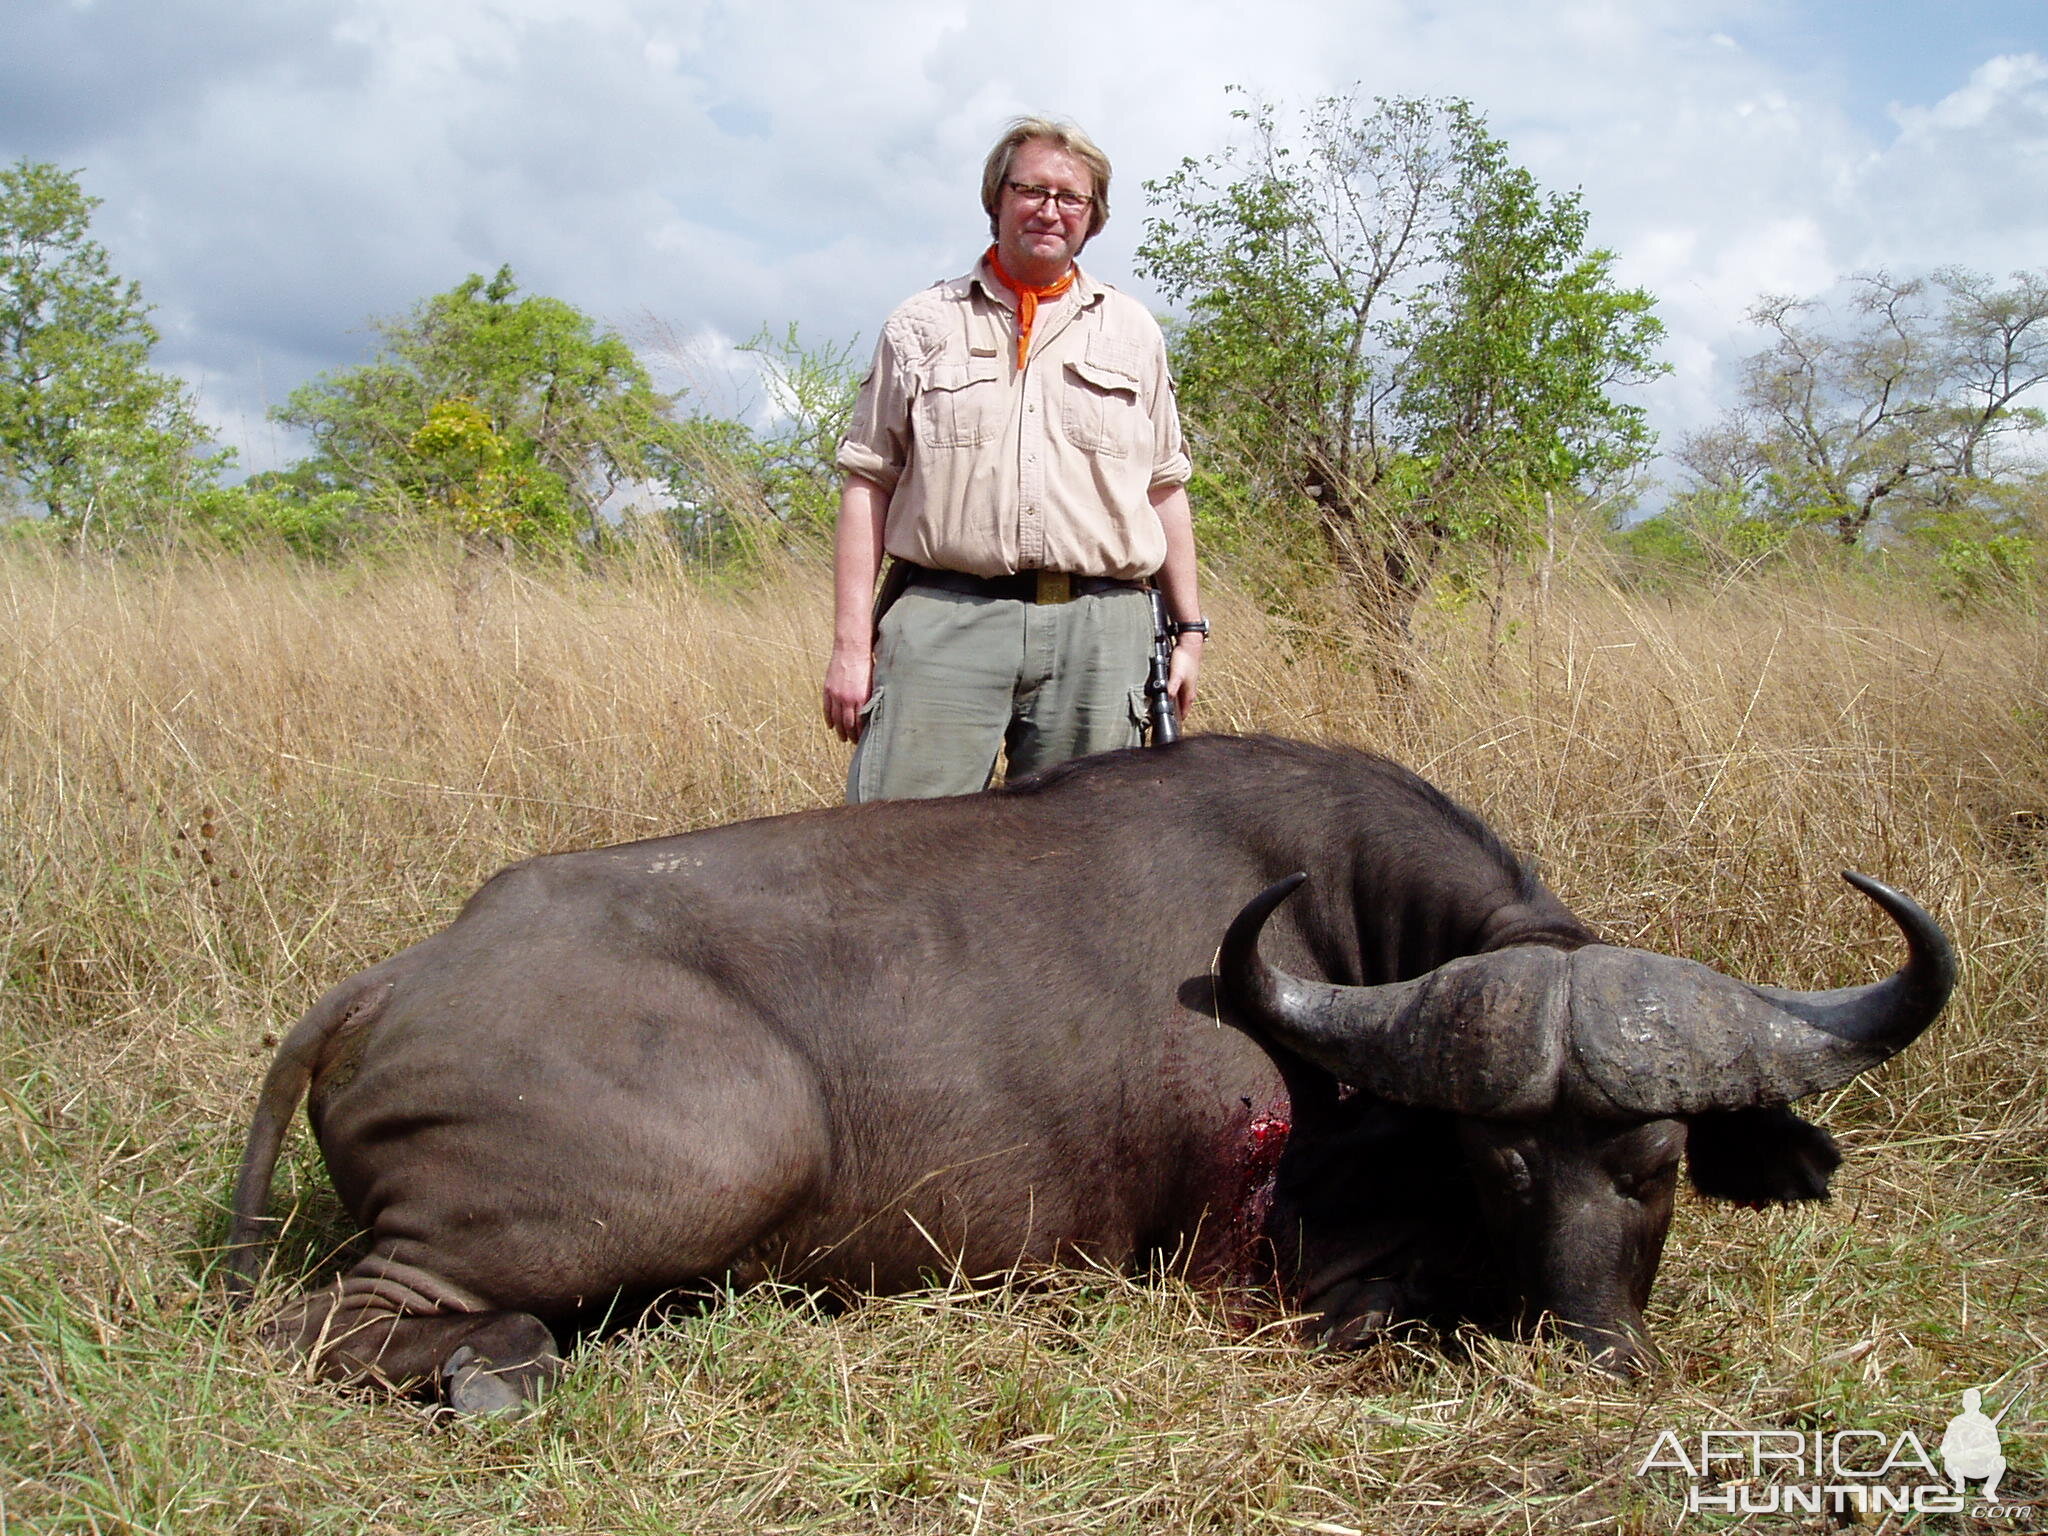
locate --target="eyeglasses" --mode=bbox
[1005,180,1094,216]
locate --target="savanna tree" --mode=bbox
[1138,91,1666,638]
[0,159,219,541]
[1673,268,2048,550]
[277,266,685,546]
[658,324,863,563]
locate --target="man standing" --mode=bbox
[824,117,1206,801]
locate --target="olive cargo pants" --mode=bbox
[846,584,1150,802]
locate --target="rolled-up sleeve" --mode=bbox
[835,330,913,495]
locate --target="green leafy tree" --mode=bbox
[190,479,366,559]
[657,323,862,564]
[739,323,861,536]
[1139,92,1665,637]
[0,159,219,540]
[1674,268,2048,548]
[277,266,683,546]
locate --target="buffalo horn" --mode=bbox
[1217,871,1956,1119]
[1216,873,1575,1116]
[1562,872,1957,1116]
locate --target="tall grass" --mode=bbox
[2,541,2043,1533]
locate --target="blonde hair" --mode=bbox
[980,116,1111,240]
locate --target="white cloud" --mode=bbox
[1851,53,2048,275]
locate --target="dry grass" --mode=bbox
[2,540,2044,1533]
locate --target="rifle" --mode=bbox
[1145,588,1180,746]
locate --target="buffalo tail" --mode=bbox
[222,979,391,1302]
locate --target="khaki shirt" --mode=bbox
[836,258,1192,580]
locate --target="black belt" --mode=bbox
[900,564,1144,605]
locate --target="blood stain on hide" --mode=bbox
[1241,1110,1291,1236]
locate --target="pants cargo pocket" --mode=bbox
[845,686,887,803]
[1126,686,1150,750]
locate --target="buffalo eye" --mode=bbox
[1601,1122,1684,1201]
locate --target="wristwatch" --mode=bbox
[1171,618,1211,638]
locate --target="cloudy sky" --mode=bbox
[5,0,2045,485]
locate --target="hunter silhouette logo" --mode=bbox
[1636,1385,2026,1518]
[1940,1388,2007,1501]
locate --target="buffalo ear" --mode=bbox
[1685,1106,1843,1206]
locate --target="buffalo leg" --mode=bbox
[265,1253,563,1413]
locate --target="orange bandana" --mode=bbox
[987,244,1076,370]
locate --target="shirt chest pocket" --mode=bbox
[1061,344,1142,458]
[915,356,1006,448]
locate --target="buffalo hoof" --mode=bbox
[439,1343,561,1415]
[436,1314,564,1416]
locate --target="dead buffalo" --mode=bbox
[226,735,1953,1410]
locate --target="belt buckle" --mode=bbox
[1036,570,1072,605]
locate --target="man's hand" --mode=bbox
[1148,481,1203,723]
[824,642,874,743]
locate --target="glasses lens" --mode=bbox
[1009,181,1089,215]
